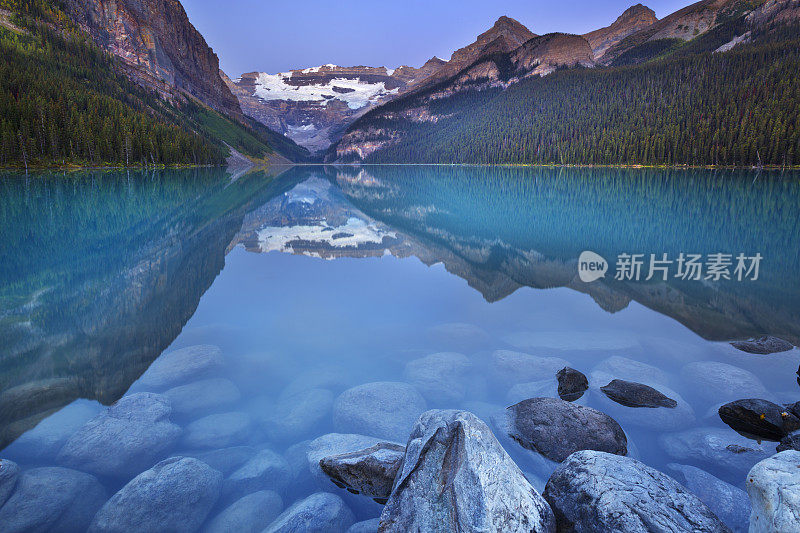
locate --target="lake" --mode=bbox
[1,165,799,531]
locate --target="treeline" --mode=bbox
[357,25,800,167]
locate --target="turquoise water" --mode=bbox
[1,166,799,530]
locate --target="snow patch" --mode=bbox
[252,71,399,110]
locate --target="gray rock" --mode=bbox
[0,459,19,508]
[188,446,258,476]
[747,450,800,532]
[543,450,731,532]
[3,400,102,462]
[498,397,627,462]
[261,388,334,442]
[164,378,241,418]
[333,382,427,441]
[379,410,555,532]
[347,518,380,533]
[589,355,669,388]
[202,490,283,533]
[719,399,800,441]
[57,392,182,478]
[601,379,678,408]
[138,344,225,390]
[306,434,400,486]
[681,361,774,404]
[0,466,107,533]
[556,367,588,401]
[263,492,355,533]
[89,457,222,533]
[403,352,471,403]
[668,463,750,533]
[319,442,405,501]
[222,449,291,503]
[777,431,800,452]
[491,350,570,386]
[182,412,252,449]
[659,428,773,475]
[591,382,695,431]
[730,336,794,355]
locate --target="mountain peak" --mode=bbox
[583,3,658,60]
[485,15,536,42]
[618,4,657,24]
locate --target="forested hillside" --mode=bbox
[0,0,308,168]
[336,23,800,167]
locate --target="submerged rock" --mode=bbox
[319,442,405,502]
[668,463,750,533]
[0,458,19,508]
[544,451,731,532]
[202,490,283,533]
[138,344,225,390]
[164,378,241,418]
[600,379,677,408]
[57,392,181,478]
[380,410,555,532]
[681,361,773,404]
[746,450,800,533]
[333,382,427,441]
[89,457,222,533]
[730,335,793,355]
[222,449,291,503]
[777,431,800,452]
[719,399,800,441]
[403,352,472,403]
[591,382,694,431]
[182,411,252,449]
[188,446,258,476]
[659,428,773,475]
[347,518,381,533]
[556,367,588,401]
[589,355,669,388]
[0,466,107,533]
[491,350,570,386]
[263,492,354,533]
[260,388,334,443]
[498,397,627,462]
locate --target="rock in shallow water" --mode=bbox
[601,379,678,408]
[659,427,773,476]
[306,433,400,487]
[379,410,556,533]
[182,411,252,449]
[347,518,381,533]
[138,344,225,390]
[730,335,794,355]
[403,352,471,403]
[777,431,800,452]
[668,463,750,533]
[164,378,241,418]
[201,490,283,533]
[681,361,774,404]
[589,355,669,388]
[543,450,731,533]
[0,466,107,533]
[718,399,800,441]
[221,449,291,503]
[56,392,182,479]
[263,492,355,533]
[319,442,405,502]
[497,397,627,462]
[491,350,570,386]
[333,382,427,441]
[89,456,222,533]
[746,450,800,533]
[0,458,19,508]
[260,388,334,443]
[556,367,588,401]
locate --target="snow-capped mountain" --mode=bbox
[223,59,445,153]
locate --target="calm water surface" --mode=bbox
[1,166,799,531]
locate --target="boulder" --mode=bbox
[319,442,405,502]
[306,433,400,486]
[57,392,182,478]
[333,382,426,441]
[260,388,334,442]
[556,367,588,401]
[777,431,800,452]
[379,410,555,532]
[138,344,225,390]
[600,379,677,408]
[543,450,731,532]
[0,458,19,508]
[263,492,355,533]
[0,466,107,533]
[221,449,291,503]
[403,352,471,403]
[730,336,793,355]
[188,446,258,476]
[491,350,570,386]
[589,355,669,388]
[497,397,627,462]
[659,428,773,475]
[668,463,750,533]
[719,399,800,441]
[347,518,381,533]
[89,457,222,533]
[681,361,773,404]
[591,382,694,431]
[202,490,283,533]
[746,450,800,533]
[182,412,252,449]
[164,378,241,418]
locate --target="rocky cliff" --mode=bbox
[64,0,242,117]
[583,4,658,61]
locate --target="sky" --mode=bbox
[181,0,693,77]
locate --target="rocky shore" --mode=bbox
[1,341,798,532]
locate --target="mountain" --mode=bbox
[224,60,446,153]
[329,1,800,166]
[583,4,658,61]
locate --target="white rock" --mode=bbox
[747,450,800,533]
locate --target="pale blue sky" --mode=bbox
[181,0,693,76]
